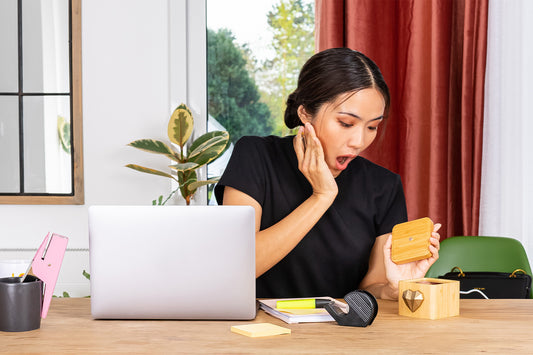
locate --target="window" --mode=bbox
[206,0,315,204]
[0,0,83,204]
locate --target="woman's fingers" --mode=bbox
[296,123,319,173]
[293,123,338,199]
[295,125,314,173]
[428,243,439,263]
[294,126,305,166]
[430,222,441,252]
[303,123,322,170]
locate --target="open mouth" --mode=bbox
[336,156,353,170]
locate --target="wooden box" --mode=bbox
[398,278,460,320]
[391,217,433,264]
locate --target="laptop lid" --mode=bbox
[88,205,256,320]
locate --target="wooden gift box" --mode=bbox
[398,278,460,320]
[391,217,433,264]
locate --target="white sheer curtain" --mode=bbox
[480,0,533,262]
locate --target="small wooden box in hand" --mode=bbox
[391,217,433,264]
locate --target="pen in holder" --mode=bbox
[324,290,378,327]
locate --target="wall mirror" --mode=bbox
[0,0,83,204]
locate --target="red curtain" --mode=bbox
[316,0,488,239]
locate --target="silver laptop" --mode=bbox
[88,205,256,320]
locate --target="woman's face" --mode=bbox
[300,88,385,177]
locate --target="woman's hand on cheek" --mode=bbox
[383,223,442,292]
[293,123,338,202]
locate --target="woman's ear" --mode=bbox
[297,105,312,124]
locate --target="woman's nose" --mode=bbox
[348,127,365,149]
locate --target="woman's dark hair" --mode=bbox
[284,48,390,128]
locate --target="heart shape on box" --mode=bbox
[402,289,424,312]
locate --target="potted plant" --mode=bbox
[126,103,230,205]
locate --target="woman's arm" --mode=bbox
[223,123,338,277]
[358,233,397,299]
[359,224,441,299]
[223,186,335,277]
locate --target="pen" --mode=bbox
[276,298,333,309]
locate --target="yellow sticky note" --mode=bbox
[230,323,291,338]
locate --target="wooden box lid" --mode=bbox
[391,217,433,264]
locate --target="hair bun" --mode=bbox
[284,91,301,129]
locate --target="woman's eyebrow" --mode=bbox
[338,111,384,122]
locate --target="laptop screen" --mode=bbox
[88,205,256,320]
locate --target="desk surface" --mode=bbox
[2,298,532,354]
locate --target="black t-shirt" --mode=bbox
[215,135,407,298]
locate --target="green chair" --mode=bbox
[425,236,532,298]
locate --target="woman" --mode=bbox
[214,48,440,299]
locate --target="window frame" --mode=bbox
[0,0,84,205]
[169,0,208,204]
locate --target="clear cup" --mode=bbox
[0,259,31,278]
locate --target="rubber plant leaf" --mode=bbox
[179,173,198,187]
[169,162,199,173]
[127,139,179,162]
[187,179,220,192]
[187,132,230,167]
[189,131,229,154]
[125,164,177,181]
[57,115,71,154]
[178,170,197,204]
[168,103,194,147]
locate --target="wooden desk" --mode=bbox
[2,298,532,354]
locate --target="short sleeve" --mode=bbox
[214,136,266,206]
[375,174,408,235]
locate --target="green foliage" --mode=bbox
[207,28,273,143]
[53,292,71,298]
[53,270,91,298]
[57,115,71,154]
[127,140,176,160]
[126,103,230,205]
[168,104,194,153]
[206,1,314,140]
[264,0,315,136]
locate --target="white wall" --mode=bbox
[0,0,191,296]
